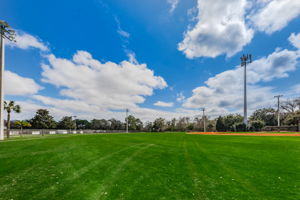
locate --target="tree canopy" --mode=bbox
[29,109,57,129]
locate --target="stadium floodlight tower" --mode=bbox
[240,54,252,127]
[0,20,16,140]
[125,109,129,133]
[72,116,77,131]
[200,108,206,132]
[274,95,283,127]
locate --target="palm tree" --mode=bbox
[15,120,31,136]
[4,101,21,138]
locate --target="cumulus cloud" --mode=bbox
[289,33,300,49]
[250,0,300,34]
[178,0,253,58]
[41,51,167,111]
[167,0,179,13]
[7,31,48,51]
[4,71,43,96]
[154,101,174,107]
[179,0,300,59]
[9,100,73,121]
[183,47,300,116]
[29,95,196,121]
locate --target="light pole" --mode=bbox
[274,95,283,127]
[72,116,77,132]
[200,108,206,132]
[126,109,129,133]
[0,20,15,140]
[240,54,252,127]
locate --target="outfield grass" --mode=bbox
[0,133,299,200]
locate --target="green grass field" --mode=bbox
[0,133,299,200]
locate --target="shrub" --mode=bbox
[233,122,247,132]
[249,120,265,132]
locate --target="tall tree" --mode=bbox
[281,99,298,113]
[91,119,109,130]
[4,101,21,138]
[176,117,190,131]
[75,119,91,129]
[153,118,166,132]
[223,114,243,131]
[58,116,76,129]
[108,118,124,130]
[216,116,226,132]
[126,115,143,131]
[249,108,277,126]
[29,109,57,129]
[144,121,153,132]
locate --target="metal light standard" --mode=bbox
[240,54,252,127]
[200,108,206,132]
[274,95,283,127]
[72,115,77,132]
[0,20,15,140]
[125,109,129,133]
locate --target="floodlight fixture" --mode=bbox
[0,20,15,140]
[240,54,252,126]
[0,20,16,42]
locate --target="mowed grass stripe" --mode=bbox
[0,133,299,200]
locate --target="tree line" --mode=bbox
[5,97,300,137]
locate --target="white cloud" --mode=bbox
[29,95,195,121]
[117,29,130,38]
[168,0,179,13]
[33,95,101,113]
[4,71,43,96]
[28,51,208,121]
[176,92,185,102]
[7,31,48,51]
[126,51,138,64]
[178,0,253,58]
[115,17,130,39]
[179,0,300,59]
[183,47,300,116]
[291,84,300,95]
[41,51,167,111]
[10,100,72,121]
[289,33,300,49]
[250,0,300,34]
[154,101,174,107]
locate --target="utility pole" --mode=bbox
[126,109,129,133]
[274,95,283,127]
[240,54,252,127]
[0,20,15,140]
[201,108,206,132]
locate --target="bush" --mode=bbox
[233,122,247,132]
[249,120,265,132]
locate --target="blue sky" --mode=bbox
[1,0,300,121]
